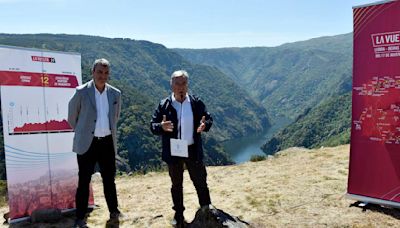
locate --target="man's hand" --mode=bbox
[197,116,206,133]
[161,115,174,132]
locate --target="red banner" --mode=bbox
[349,0,400,203]
[0,71,78,88]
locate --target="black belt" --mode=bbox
[94,134,112,141]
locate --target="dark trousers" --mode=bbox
[168,153,211,215]
[75,135,119,219]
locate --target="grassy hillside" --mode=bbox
[262,92,351,154]
[2,145,400,227]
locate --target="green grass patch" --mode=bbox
[0,180,7,207]
[250,155,266,162]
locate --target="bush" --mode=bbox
[250,155,266,162]
[0,180,7,207]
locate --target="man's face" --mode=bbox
[172,76,188,102]
[92,64,109,89]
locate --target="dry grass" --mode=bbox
[2,144,400,227]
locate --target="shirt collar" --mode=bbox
[171,93,190,104]
[95,84,108,95]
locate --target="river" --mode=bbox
[223,118,291,164]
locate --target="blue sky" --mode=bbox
[0,0,379,48]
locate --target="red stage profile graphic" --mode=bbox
[6,101,73,135]
[12,119,72,135]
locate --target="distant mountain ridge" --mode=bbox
[0,33,355,179]
[0,33,270,176]
[175,33,353,155]
[175,33,352,122]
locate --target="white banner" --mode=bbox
[0,45,92,221]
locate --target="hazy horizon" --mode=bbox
[0,0,377,48]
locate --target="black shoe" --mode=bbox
[171,219,187,228]
[73,219,88,228]
[106,217,120,228]
[171,213,186,228]
[110,211,125,220]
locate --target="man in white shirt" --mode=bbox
[150,70,213,228]
[68,58,122,228]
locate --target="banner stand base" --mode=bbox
[346,193,400,209]
[8,205,97,224]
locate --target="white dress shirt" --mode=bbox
[172,93,194,145]
[94,86,111,137]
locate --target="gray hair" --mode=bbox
[92,58,110,72]
[170,70,189,85]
